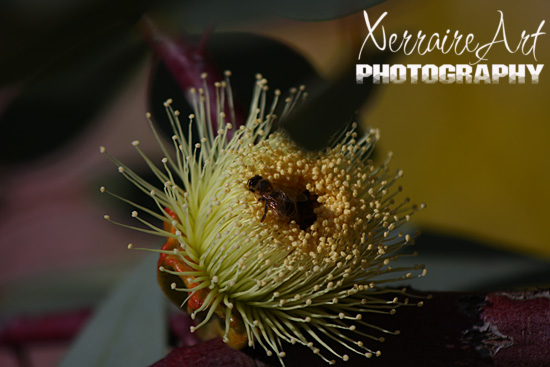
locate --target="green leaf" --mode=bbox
[59,253,167,367]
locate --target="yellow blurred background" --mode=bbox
[235,0,550,258]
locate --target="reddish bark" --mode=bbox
[483,291,550,367]
[148,338,263,367]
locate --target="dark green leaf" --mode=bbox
[0,24,147,163]
[154,0,384,31]
[275,0,386,21]
[0,0,152,84]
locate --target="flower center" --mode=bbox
[247,174,320,230]
[233,131,373,261]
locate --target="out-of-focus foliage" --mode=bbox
[0,0,385,163]
[59,254,166,367]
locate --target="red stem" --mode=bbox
[138,16,246,134]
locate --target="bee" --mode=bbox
[247,175,318,230]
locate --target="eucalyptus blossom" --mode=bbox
[101,72,426,365]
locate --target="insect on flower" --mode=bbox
[100,72,427,365]
[247,174,319,229]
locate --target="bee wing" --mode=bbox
[267,189,296,218]
[278,185,309,203]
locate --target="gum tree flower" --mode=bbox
[100,73,426,365]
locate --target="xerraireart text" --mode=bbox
[356,10,545,84]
